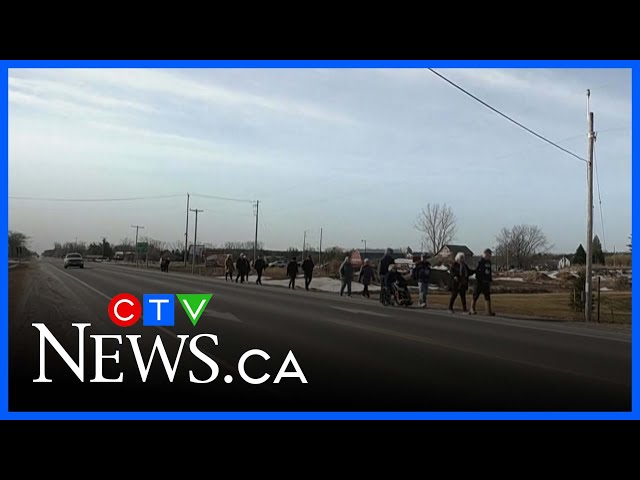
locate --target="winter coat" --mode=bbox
[339,261,354,281]
[243,258,251,273]
[379,254,395,275]
[475,258,493,283]
[413,261,432,283]
[358,265,375,285]
[286,261,299,277]
[450,261,472,291]
[254,258,266,272]
[225,257,235,273]
[302,258,314,275]
[236,257,244,272]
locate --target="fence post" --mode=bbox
[597,276,601,323]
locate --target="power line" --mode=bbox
[9,194,184,202]
[593,138,607,252]
[191,193,254,204]
[427,68,588,164]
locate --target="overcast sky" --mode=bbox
[8,68,631,255]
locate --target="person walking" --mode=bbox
[242,254,251,283]
[471,248,495,316]
[339,256,354,297]
[225,254,235,282]
[358,258,375,298]
[448,252,472,313]
[378,248,395,304]
[235,254,245,283]
[287,257,299,289]
[160,257,166,272]
[165,256,171,273]
[301,255,315,291]
[413,255,432,308]
[254,255,266,285]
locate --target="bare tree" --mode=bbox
[414,203,457,255]
[495,224,550,269]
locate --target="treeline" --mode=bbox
[8,231,35,258]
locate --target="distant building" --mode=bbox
[431,245,474,264]
[557,256,571,269]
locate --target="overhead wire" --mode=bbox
[427,68,588,164]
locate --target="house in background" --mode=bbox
[430,244,474,265]
[557,256,571,269]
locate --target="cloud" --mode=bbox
[9,76,156,113]
[376,68,630,121]
[10,69,359,126]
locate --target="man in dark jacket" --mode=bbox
[235,254,245,283]
[413,255,431,308]
[378,248,395,304]
[254,255,266,285]
[301,255,315,291]
[358,258,375,298]
[339,256,354,297]
[471,248,495,316]
[287,257,298,290]
[243,255,251,282]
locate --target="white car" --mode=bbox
[268,260,288,268]
[64,253,84,269]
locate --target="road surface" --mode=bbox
[8,259,631,411]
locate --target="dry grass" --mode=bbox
[425,291,631,323]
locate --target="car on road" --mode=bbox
[64,253,84,269]
[268,260,288,268]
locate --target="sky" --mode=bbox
[8,68,632,255]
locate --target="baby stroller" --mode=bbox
[391,277,413,307]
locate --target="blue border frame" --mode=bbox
[2,60,635,420]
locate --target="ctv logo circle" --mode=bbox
[107,293,212,327]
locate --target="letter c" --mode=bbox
[114,299,135,322]
[238,349,270,384]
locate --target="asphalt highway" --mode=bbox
[8,259,631,411]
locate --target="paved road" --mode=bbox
[8,259,631,411]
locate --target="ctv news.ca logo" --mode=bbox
[31,292,307,385]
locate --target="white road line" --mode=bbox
[203,310,243,323]
[331,306,391,318]
[43,263,242,376]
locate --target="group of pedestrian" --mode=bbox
[447,249,494,316]
[285,255,315,291]
[224,253,268,285]
[220,246,495,316]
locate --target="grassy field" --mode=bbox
[425,291,631,324]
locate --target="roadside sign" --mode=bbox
[137,242,148,252]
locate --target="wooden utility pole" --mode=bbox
[585,90,595,322]
[184,193,190,267]
[190,208,203,274]
[254,200,259,263]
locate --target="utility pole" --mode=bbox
[75,237,78,251]
[302,230,306,259]
[190,208,203,274]
[585,90,595,322]
[102,237,106,259]
[131,225,144,266]
[361,239,367,257]
[319,228,323,268]
[254,200,259,263]
[184,193,190,267]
